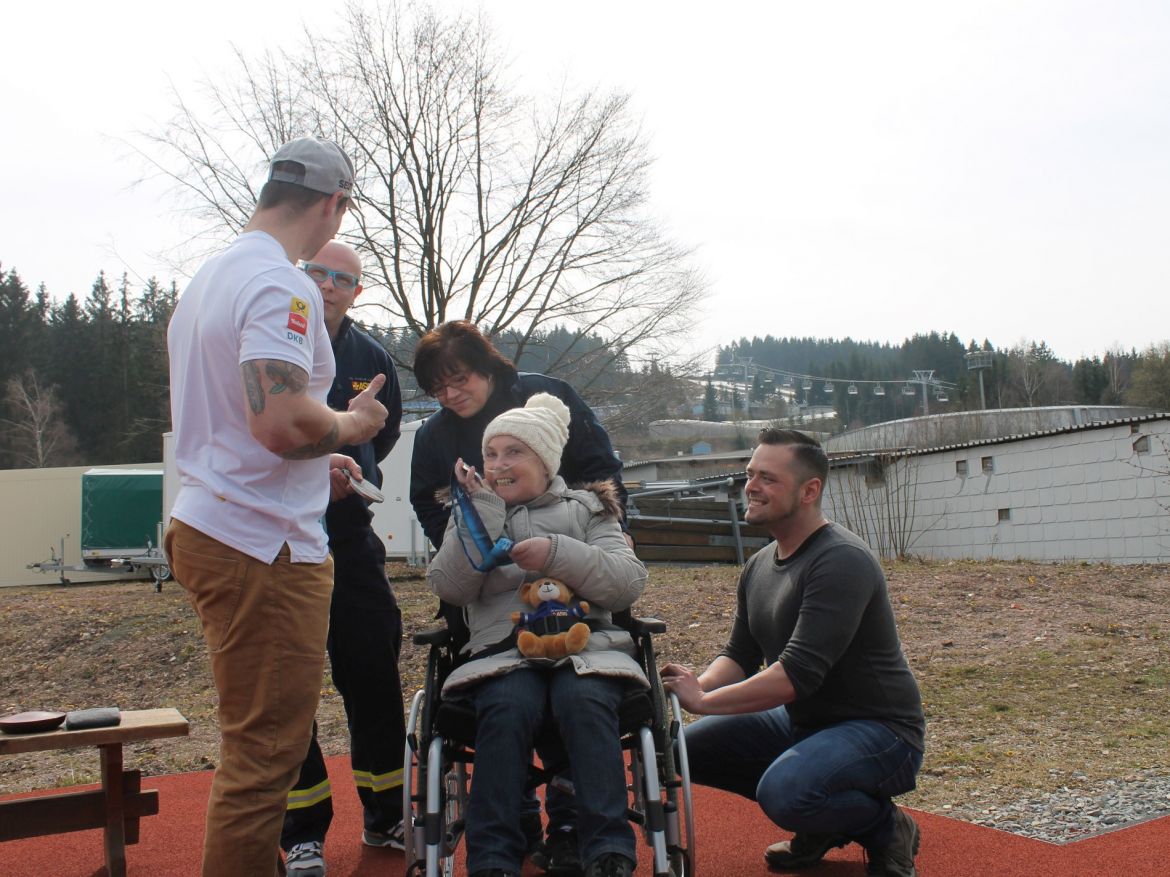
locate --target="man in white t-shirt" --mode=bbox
[165,136,388,877]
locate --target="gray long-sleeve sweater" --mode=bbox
[720,523,925,752]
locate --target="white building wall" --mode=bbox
[825,418,1170,563]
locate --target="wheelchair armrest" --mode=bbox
[413,625,453,647]
[631,616,666,635]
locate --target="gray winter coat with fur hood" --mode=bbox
[427,476,648,695]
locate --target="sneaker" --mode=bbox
[285,841,326,877]
[584,853,634,877]
[532,826,583,876]
[764,832,850,869]
[362,820,406,850]
[865,808,921,877]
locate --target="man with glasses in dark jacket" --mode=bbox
[281,241,406,877]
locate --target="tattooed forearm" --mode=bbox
[280,420,341,460]
[264,360,309,395]
[242,362,265,414]
[242,358,333,457]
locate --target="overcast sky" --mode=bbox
[5,0,1169,366]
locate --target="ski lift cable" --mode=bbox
[718,362,958,390]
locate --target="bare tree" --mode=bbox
[135,1,704,381]
[601,360,699,433]
[1102,346,1133,404]
[1002,340,1070,407]
[1,372,79,468]
[824,454,931,559]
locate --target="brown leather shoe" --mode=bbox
[764,833,850,870]
[864,808,920,876]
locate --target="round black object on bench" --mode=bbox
[0,710,67,734]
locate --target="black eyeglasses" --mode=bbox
[431,372,472,398]
[303,263,360,289]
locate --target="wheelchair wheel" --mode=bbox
[666,692,697,877]
[403,689,426,876]
[420,645,444,745]
[419,733,470,877]
[406,644,453,877]
[642,681,695,877]
[439,761,468,876]
[635,629,696,876]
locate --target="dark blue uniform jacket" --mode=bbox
[326,317,403,537]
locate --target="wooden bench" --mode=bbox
[0,708,189,877]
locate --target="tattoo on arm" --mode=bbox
[264,360,309,395]
[280,420,340,460]
[242,362,265,414]
[242,359,309,411]
[243,359,334,458]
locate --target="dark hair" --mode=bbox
[257,174,345,213]
[413,320,518,395]
[756,427,828,484]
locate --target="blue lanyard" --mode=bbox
[450,478,515,572]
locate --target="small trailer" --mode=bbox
[25,419,431,590]
[27,468,171,591]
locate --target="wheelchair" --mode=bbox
[402,611,696,877]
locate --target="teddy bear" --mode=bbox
[510,576,592,659]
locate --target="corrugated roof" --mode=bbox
[828,411,1170,461]
[623,411,1170,473]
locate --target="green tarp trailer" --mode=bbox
[81,469,164,559]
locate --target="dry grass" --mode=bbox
[2,559,1168,825]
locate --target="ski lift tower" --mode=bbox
[912,369,935,416]
[965,350,994,409]
[729,356,753,413]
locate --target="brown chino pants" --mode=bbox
[166,519,333,877]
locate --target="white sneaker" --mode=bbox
[362,820,406,850]
[286,840,326,876]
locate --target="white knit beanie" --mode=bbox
[482,393,572,480]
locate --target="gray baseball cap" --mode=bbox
[268,137,355,196]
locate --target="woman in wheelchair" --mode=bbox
[428,393,648,877]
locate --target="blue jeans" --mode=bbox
[467,667,635,873]
[684,706,922,850]
[521,748,575,837]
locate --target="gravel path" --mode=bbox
[933,769,1170,843]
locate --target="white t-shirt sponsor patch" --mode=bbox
[287,296,310,335]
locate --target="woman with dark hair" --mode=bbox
[410,321,628,551]
[409,320,630,875]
